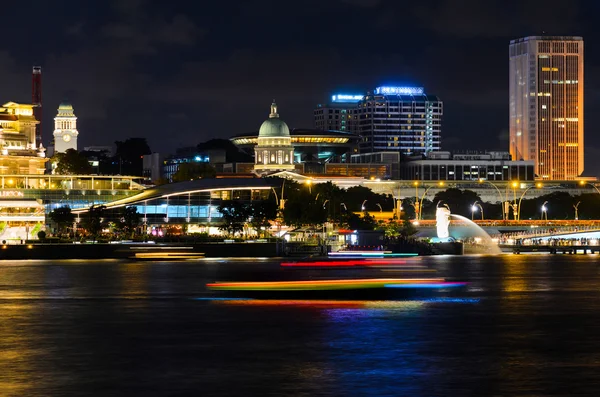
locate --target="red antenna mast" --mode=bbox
[32,66,42,147]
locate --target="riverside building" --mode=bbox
[509,36,584,180]
[350,86,442,155]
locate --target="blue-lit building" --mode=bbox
[352,86,443,155]
[314,94,363,132]
[73,178,280,235]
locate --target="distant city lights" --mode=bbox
[374,86,424,95]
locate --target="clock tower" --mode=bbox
[53,102,78,153]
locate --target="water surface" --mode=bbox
[1,255,600,396]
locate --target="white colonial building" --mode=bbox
[53,102,79,153]
[254,101,295,174]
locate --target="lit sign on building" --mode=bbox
[331,94,364,103]
[0,191,24,198]
[374,86,424,95]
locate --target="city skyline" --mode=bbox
[1,1,599,174]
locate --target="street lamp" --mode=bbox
[418,181,444,220]
[376,203,382,212]
[541,201,548,221]
[361,200,367,211]
[305,180,312,194]
[574,201,581,220]
[340,203,347,211]
[471,201,484,220]
[517,182,542,221]
[478,178,505,220]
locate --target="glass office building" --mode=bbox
[509,36,584,180]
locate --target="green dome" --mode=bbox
[59,102,73,109]
[258,101,290,138]
[259,118,290,138]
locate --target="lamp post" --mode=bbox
[418,181,444,220]
[478,178,505,220]
[340,203,347,211]
[574,201,581,220]
[541,201,548,221]
[517,182,542,221]
[376,203,382,212]
[361,200,367,211]
[579,180,600,196]
[471,201,484,221]
[510,181,519,221]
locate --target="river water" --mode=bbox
[1,255,600,396]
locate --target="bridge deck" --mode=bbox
[500,245,600,255]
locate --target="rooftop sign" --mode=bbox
[374,86,424,95]
[331,94,364,103]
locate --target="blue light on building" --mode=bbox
[373,86,424,95]
[331,94,364,103]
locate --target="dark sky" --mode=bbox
[3,0,600,175]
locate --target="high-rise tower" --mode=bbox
[350,86,443,154]
[509,36,584,180]
[32,66,42,147]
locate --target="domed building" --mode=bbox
[254,101,295,174]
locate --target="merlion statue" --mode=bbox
[436,205,451,240]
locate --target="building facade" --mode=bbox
[400,151,535,181]
[351,86,442,154]
[509,36,584,180]
[314,94,362,131]
[0,102,46,175]
[254,102,295,174]
[53,102,79,153]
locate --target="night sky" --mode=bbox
[3,0,600,175]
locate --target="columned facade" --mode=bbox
[254,102,295,174]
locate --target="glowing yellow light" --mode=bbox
[413,181,418,186]
[579,180,585,185]
[478,178,484,183]
[512,182,518,188]
[438,181,445,186]
[27,245,33,249]
[7,179,13,185]
[536,182,543,188]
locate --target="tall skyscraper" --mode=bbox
[351,86,442,154]
[509,36,584,180]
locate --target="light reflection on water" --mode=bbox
[0,255,600,395]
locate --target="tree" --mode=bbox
[217,201,251,237]
[342,211,377,231]
[282,188,327,228]
[53,149,92,175]
[432,188,482,218]
[49,206,75,236]
[83,205,106,239]
[117,206,141,237]
[172,162,216,182]
[248,199,278,237]
[113,138,152,176]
